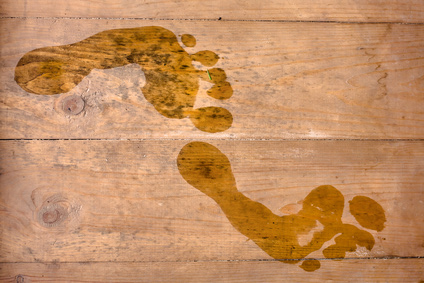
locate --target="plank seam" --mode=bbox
[1,138,423,142]
[1,16,424,25]
[0,256,422,265]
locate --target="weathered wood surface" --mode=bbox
[1,0,423,280]
[1,259,423,282]
[1,19,424,139]
[1,140,423,264]
[1,0,424,24]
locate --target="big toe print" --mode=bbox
[14,26,233,133]
[177,142,387,272]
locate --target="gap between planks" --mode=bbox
[1,138,423,142]
[1,16,424,26]
[0,255,422,264]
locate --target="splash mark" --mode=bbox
[14,26,233,133]
[177,142,386,271]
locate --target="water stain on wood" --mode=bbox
[177,142,387,271]
[14,26,233,133]
[181,34,196,47]
[349,196,386,232]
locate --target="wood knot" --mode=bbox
[15,275,28,283]
[35,194,76,229]
[62,94,85,115]
[38,202,67,227]
[32,190,82,232]
[41,205,66,225]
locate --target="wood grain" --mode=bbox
[1,140,423,264]
[1,1,423,280]
[1,259,423,282]
[1,19,423,139]
[0,0,423,24]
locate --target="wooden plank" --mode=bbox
[1,0,423,24]
[1,19,423,139]
[0,259,423,282]
[1,140,423,265]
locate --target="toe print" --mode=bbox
[177,142,387,272]
[14,26,233,133]
[201,68,233,100]
[349,196,386,232]
[181,34,197,47]
[190,50,220,67]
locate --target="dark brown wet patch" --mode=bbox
[191,51,219,67]
[177,142,387,271]
[15,26,233,133]
[187,107,233,133]
[349,196,386,232]
[181,34,196,47]
[300,259,321,272]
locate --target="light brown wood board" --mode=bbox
[1,0,424,24]
[0,259,423,282]
[0,140,423,263]
[1,1,424,281]
[1,19,424,139]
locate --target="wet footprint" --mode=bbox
[177,142,387,271]
[14,26,233,133]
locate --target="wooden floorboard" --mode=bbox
[1,0,423,24]
[1,1,423,281]
[1,140,422,264]
[0,259,423,282]
[1,19,424,139]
